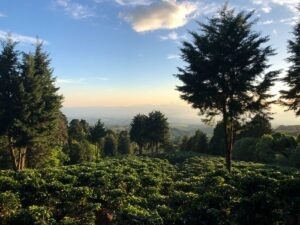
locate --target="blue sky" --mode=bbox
[0,0,299,124]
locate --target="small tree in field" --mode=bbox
[90,119,106,159]
[147,111,169,154]
[176,6,279,171]
[280,7,300,115]
[118,131,131,155]
[130,114,148,155]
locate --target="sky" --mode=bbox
[0,0,300,125]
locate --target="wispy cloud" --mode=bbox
[280,16,298,25]
[57,77,109,84]
[57,78,87,84]
[115,0,151,6]
[252,0,299,14]
[0,12,6,17]
[0,30,48,45]
[260,20,274,25]
[160,31,179,41]
[121,0,197,32]
[56,0,95,19]
[167,54,180,60]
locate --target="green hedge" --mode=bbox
[0,156,299,225]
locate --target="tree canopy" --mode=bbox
[0,39,62,171]
[176,6,279,170]
[280,8,300,115]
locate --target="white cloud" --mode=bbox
[272,29,278,35]
[260,20,274,25]
[57,77,108,84]
[56,0,95,19]
[280,16,298,25]
[115,0,152,6]
[160,31,188,43]
[167,54,180,60]
[122,0,197,32]
[57,78,86,84]
[0,12,6,17]
[261,6,272,13]
[0,30,48,45]
[160,31,179,40]
[252,0,299,14]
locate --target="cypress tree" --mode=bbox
[0,39,21,171]
[0,40,63,170]
[280,7,300,115]
[176,6,279,171]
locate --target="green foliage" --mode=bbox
[103,134,117,156]
[233,137,257,161]
[68,140,95,164]
[0,191,20,224]
[0,40,63,170]
[255,135,275,163]
[288,146,300,168]
[0,155,298,225]
[208,122,226,156]
[130,111,170,155]
[180,130,208,153]
[147,111,170,153]
[238,114,272,139]
[118,131,131,155]
[130,114,148,155]
[68,119,90,141]
[89,120,106,144]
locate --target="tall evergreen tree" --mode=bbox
[280,7,300,115]
[0,39,20,171]
[175,6,279,171]
[15,43,62,170]
[0,40,63,170]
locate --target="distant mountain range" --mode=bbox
[274,125,300,136]
[62,104,300,136]
[62,104,204,126]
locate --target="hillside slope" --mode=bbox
[0,155,299,225]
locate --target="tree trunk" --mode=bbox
[21,148,27,170]
[7,136,18,171]
[138,144,143,155]
[222,109,232,172]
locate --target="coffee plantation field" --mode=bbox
[0,154,299,225]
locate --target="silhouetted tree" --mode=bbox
[176,6,279,171]
[180,136,189,151]
[147,111,170,154]
[280,7,300,115]
[130,114,148,155]
[188,130,208,153]
[90,119,106,159]
[238,114,272,139]
[103,134,117,156]
[117,131,131,155]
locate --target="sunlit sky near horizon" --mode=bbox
[0,0,300,124]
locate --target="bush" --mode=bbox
[233,137,257,161]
